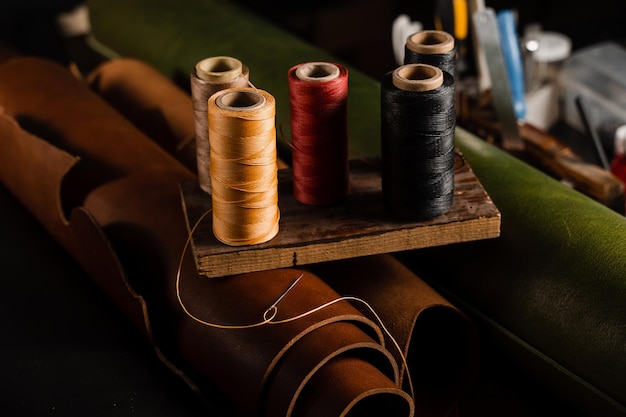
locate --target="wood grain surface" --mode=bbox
[181,150,501,278]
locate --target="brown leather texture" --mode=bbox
[310,255,480,417]
[87,57,198,173]
[0,55,478,417]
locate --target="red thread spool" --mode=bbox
[288,62,349,205]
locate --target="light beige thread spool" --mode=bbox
[392,63,443,92]
[208,87,280,246]
[405,30,455,56]
[190,56,250,194]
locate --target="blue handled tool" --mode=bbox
[497,9,527,120]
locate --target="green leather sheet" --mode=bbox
[401,129,626,417]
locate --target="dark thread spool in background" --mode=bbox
[381,63,456,220]
[288,62,349,206]
[404,30,456,77]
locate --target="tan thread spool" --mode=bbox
[208,87,280,246]
[392,63,443,92]
[405,30,455,55]
[191,56,250,194]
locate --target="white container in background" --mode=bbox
[559,41,626,138]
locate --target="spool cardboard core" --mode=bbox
[216,90,265,111]
[406,30,455,54]
[392,64,443,92]
[295,62,340,82]
[196,56,243,82]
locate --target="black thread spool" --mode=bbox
[381,63,456,220]
[404,30,456,77]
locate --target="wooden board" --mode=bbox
[181,150,501,278]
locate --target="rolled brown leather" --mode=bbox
[86,57,198,173]
[0,56,413,416]
[310,255,480,417]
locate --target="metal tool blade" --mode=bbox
[472,8,525,151]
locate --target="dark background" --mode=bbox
[2,0,626,80]
[233,0,626,79]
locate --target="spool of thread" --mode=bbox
[404,30,456,77]
[381,63,456,220]
[208,87,280,246]
[191,56,250,193]
[288,62,349,206]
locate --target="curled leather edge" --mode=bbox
[0,108,146,335]
[299,355,415,417]
[261,320,401,417]
[175,267,408,416]
[309,254,480,417]
[0,109,205,397]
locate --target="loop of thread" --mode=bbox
[381,65,456,220]
[288,62,349,206]
[208,87,280,246]
[174,212,416,401]
[404,30,457,77]
[190,57,250,194]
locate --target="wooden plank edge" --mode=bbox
[194,213,501,278]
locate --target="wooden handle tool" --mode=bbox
[519,121,624,202]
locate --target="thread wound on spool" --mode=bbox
[208,87,280,246]
[191,56,250,194]
[381,64,456,220]
[288,62,349,206]
[404,30,456,76]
